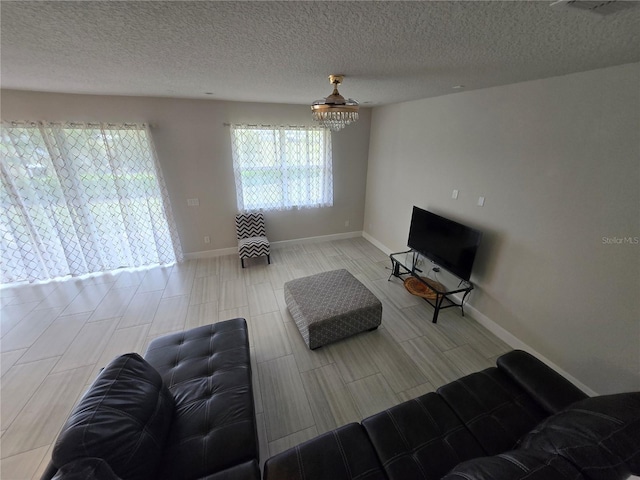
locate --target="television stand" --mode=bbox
[388,250,474,324]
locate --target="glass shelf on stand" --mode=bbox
[388,250,474,324]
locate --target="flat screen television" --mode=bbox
[407,206,482,282]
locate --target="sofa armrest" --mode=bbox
[497,350,587,414]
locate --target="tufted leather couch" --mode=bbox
[264,350,640,480]
[40,318,259,480]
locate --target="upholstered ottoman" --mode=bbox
[284,269,382,349]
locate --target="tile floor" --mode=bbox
[0,237,511,479]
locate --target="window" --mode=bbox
[230,125,333,212]
[1,122,182,283]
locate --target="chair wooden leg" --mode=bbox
[241,258,245,268]
[267,254,271,265]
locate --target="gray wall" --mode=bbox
[364,63,640,394]
[1,91,371,254]
[3,64,638,394]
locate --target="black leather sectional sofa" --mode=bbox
[39,318,639,480]
[40,318,259,480]
[265,350,640,480]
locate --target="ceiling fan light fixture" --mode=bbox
[311,74,359,132]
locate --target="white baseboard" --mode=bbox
[464,303,598,396]
[362,231,393,255]
[362,232,599,396]
[183,231,363,260]
[183,246,238,260]
[271,231,362,249]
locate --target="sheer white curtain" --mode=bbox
[230,125,333,212]
[0,121,182,283]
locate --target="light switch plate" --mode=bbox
[477,196,485,207]
[187,198,200,206]
[452,189,459,199]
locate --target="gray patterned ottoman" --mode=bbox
[284,269,382,349]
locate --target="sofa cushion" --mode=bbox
[519,392,640,480]
[441,450,585,480]
[52,353,174,480]
[51,458,122,480]
[264,423,387,480]
[144,319,258,480]
[438,367,548,455]
[361,392,485,480]
[203,461,261,480]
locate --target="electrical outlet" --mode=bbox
[187,198,200,207]
[204,236,210,244]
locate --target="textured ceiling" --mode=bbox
[1,1,639,105]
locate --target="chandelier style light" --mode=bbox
[311,74,359,132]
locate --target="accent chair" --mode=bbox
[235,212,271,268]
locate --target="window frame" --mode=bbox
[230,124,333,213]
